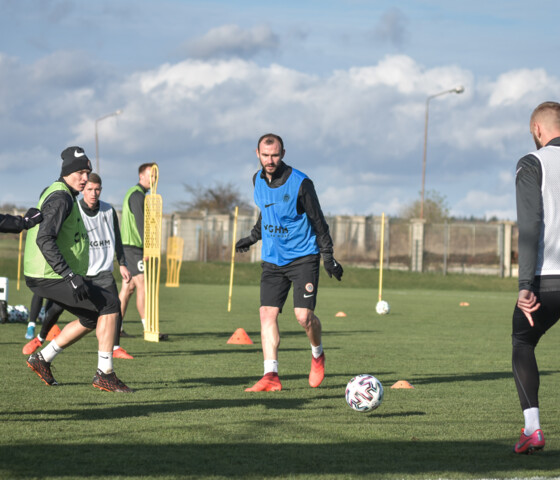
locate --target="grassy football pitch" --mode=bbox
[1,264,559,479]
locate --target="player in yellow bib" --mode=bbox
[118,163,155,335]
[25,147,133,393]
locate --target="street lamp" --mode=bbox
[420,86,464,219]
[95,109,123,174]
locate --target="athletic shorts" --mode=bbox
[260,254,320,312]
[512,289,560,348]
[123,246,145,277]
[25,273,120,329]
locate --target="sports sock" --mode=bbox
[141,318,146,329]
[523,407,541,436]
[98,351,113,374]
[37,334,45,343]
[264,359,278,374]
[113,345,120,351]
[311,342,323,359]
[41,340,63,363]
[27,321,36,329]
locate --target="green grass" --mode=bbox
[1,266,558,479]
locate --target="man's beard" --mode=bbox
[533,133,543,149]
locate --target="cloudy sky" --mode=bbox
[1,0,559,220]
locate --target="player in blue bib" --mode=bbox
[236,133,343,392]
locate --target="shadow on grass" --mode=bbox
[1,439,557,478]
[411,370,560,385]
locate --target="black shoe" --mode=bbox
[27,353,58,386]
[119,330,135,338]
[92,369,134,393]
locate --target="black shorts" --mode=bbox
[25,273,120,329]
[123,246,144,277]
[260,255,320,312]
[512,289,560,347]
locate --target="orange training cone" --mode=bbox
[46,324,61,341]
[227,328,253,345]
[335,311,347,317]
[391,380,414,389]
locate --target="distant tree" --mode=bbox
[400,190,450,223]
[178,182,252,214]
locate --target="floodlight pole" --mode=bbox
[420,86,464,219]
[95,109,123,174]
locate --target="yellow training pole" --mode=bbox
[17,231,23,290]
[378,212,385,302]
[227,206,239,312]
[144,164,163,342]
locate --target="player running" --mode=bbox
[511,101,560,453]
[236,133,343,392]
[23,173,133,360]
[24,147,132,393]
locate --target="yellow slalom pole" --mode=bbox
[378,212,385,302]
[227,206,239,312]
[144,164,163,342]
[17,231,23,290]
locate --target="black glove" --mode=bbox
[323,254,343,281]
[64,272,89,302]
[236,236,256,253]
[23,208,43,229]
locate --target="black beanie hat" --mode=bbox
[60,146,92,176]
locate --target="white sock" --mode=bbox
[98,351,113,374]
[113,345,120,351]
[141,318,146,329]
[37,334,45,343]
[311,343,323,359]
[27,322,36,328]
[40,340,63,363]
[523,407,541,436]
[264,359,278,374]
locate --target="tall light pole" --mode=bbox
[95,109,123,174]
[420,86,464,219]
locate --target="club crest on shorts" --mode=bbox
[305,283,314,293]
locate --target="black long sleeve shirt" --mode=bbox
[0,214,26,233]
[516,136,560,292]
[34,177,79,278]
[248,162,334,256]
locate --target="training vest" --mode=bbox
[532,145,560,275]
[254,168,319,266]
[78,200,116,276]
[24,182,89,278]
[121,185,144,248]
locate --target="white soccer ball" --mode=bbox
[376,300,390,315]
[14,305,29,323]
[345,374,384,412]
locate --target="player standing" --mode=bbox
[236,133,343,392]
[24,147,132,392]
[512,101,560,453]
[118,163,155,335]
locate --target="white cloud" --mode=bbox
[0,51,557,219]
[487,69,558,107]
